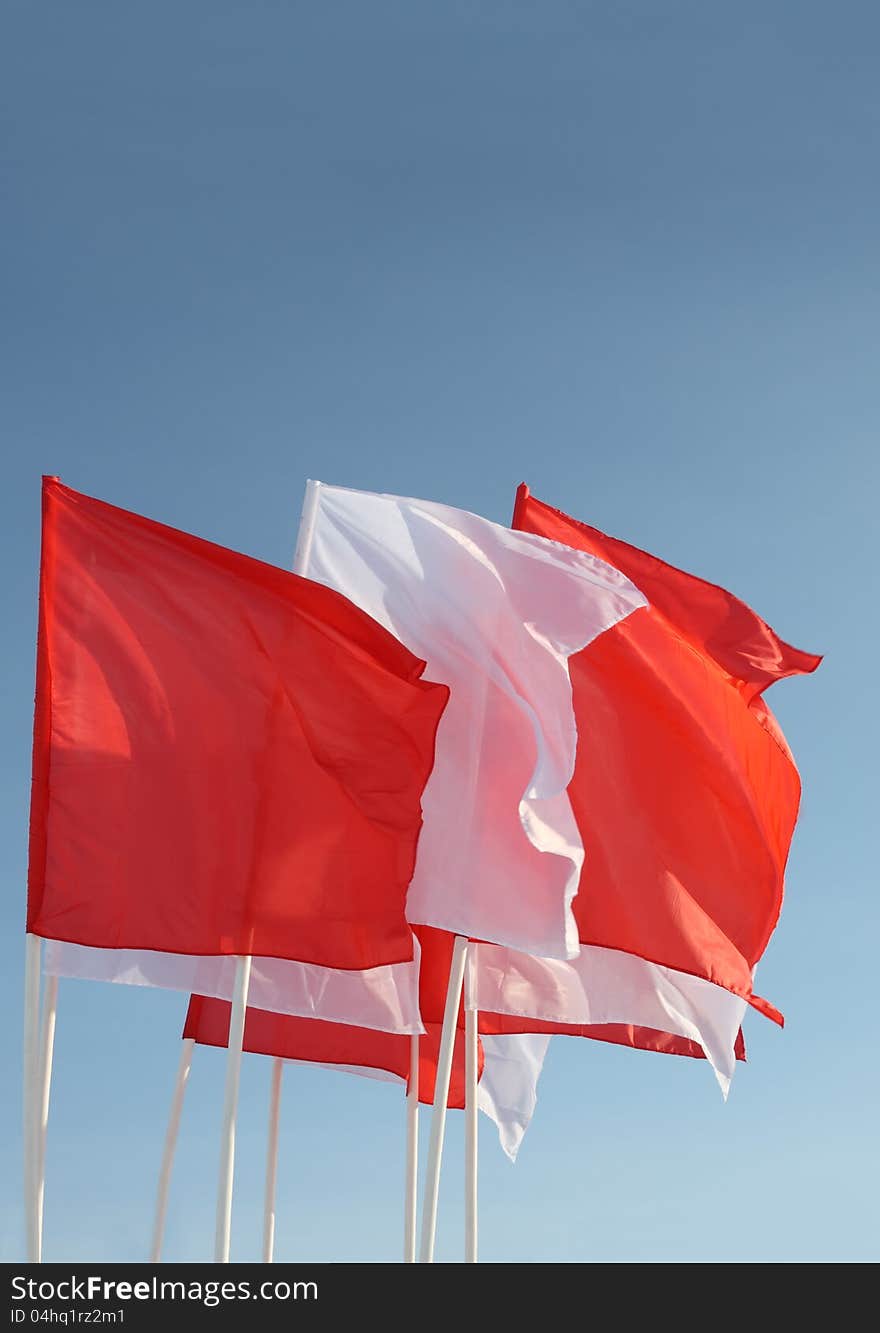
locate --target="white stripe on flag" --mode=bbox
[44,939,424,1035]
[471,943,748,1097]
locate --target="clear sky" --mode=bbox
[1,2,876,1263]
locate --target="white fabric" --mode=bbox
[471,943,748,1098]
[305,483,646,960]
[477,1033,551,1161]
[44,939,424,1035]
[309,1063,404,1086]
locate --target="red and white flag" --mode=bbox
[512,486,820,1023]
[29,478,447,980]
[415,926,747,1096]
[302,482,647,960]
[471,944,747,1096]
[183,996,549,1161]
[44,480,787,1097]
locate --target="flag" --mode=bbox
[183,995,482,1108]
[416,926,747,1096]
[46,929,748,1091]
[183,996,548,1160]
[302,482,647,960]
[512,486,820,1021]
[28,478,448,975]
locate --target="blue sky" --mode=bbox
[1,2,876,1262]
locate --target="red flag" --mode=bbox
[27,478,448,969]
[183,995,482,1108]
[512,486,820,1023]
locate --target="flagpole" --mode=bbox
[150,1037,195,1263]
[262,1058,283,1264]
[464,942,478,1264]
[419,933,467,1263]
[245,478,317,1267]
[23,933,41,1263]
[214,953,252,1263]
[293,479,321,575]
[35,972,58,1262]
[404,1030,419,1262]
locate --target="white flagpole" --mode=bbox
[293,479,321,576]
[262,1058,284,1264]
[35,972,58,1262]
[23,933,41,1263]
[419,933,468,1263]
[236,479,318,1268]
[150,1037,195,1263]
[214,954,252,1263]
[464,942,478,1264]
[404,1030,419,1262]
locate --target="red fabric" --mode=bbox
[480,1011,746,1063]
[27,478,448,968]
[183,995,482,1108]
[512,486,820,1023]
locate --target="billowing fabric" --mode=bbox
[46,927,746,1097]
[483,1015,747,1064]
[477,1034,551,1160]
[183,995,547,1158]
[304,483,646,960]
[415,926,746,1097]
[513,486,820,1021]
[182,994,480,1107]
[44,939,424,1034]
[28,478,447,970]
[470,942,748,1096]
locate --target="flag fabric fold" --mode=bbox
[512,485,819,1019]
[183,994,479,1107]
[415,926,747,1096]
[469,942,747,1096]
[302,483,647,960]
[183,995,546,1160]
[28,478,448,973]
[477,1034,551,1161]
[44,939,426,1034]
